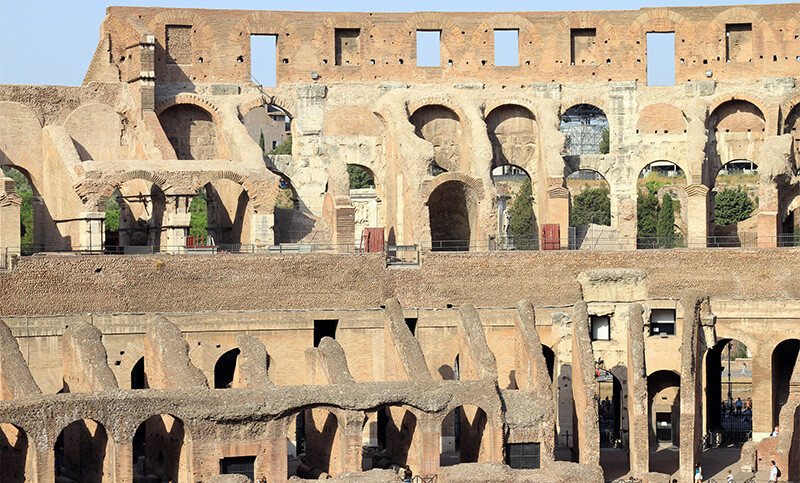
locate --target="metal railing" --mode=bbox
[0,247,6,270]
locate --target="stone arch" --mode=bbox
[485,103,538,172]
[708,95,768,125]
[54,418,112,483]
[424,177,482,251]
[63,103,122,161]
[560,103,611,157]
[133,413,191,482]
[155,93,219,117]
[229,11,300,56]
[708,99,766,172]
[409,103,466,174]
[634,158,689,183]
[196,170,272,216]
[110,176,168,247]
[238,94,295,121]
[0,101,44,182]
[771,338,800,427]
[636,103,687,135]
[148,10,216,76]
[157,101,223,161]
[0,423,29,482]
[647,370,681,448]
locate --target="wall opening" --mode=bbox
[405,317,418,336]
[335,28,360,66]
[251,34,278,87]
[244,104,291,156]
[158,104,218,160]
[304,408,341,476]
[647,370,680,450]
[214,348,241,389]
[649,309,676,336]
[55,419,110,483]
[131,357,147,389]
[494,29,519,66]
[706,339,752,444]
[570,28,596,65]
[0,423,28,483]
[410,105,463,174]
[0,166,36,254]
[416,30,441,67]
[726,24,753,63]
[442,405,488,466]
[133,414,187,482]
[560,104,609,155]
[221,455,256,480]
[772,339,800,426]
[646,32,675,86]
[506,442,540,469]
[428,180,472,251]
[314,319,339,347]
[115,180,166,249]
[590,315,611,341]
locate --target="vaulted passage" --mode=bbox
[55,419,110,483]
[0,423,28,482]
[428,180,472,251]
[133,414,188,482]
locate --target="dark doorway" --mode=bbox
[428,181,471,251]
[313,320,338,347]
[131,357,146,389]
[215,348,240,389]
[772,339,800,426]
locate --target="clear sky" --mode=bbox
[0,0,788,86]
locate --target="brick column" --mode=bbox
[685,184,710,248]
[0,177,21,262]
[35,446,55,483]
[757,184,779,248]
[752,346,773,439]
[546,184,570,248]
[113,439,134,483]
[263,420,289,483]
[416,412,441,478]
[338,410,365,475]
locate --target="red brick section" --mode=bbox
[3,248,800,316]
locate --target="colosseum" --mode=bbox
[1,3,800,483]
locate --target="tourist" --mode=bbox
[741,362,747,376]
[727,470,734,482]
[403,465,413,483]
[769,460,780,482]
[735,397,743,416]
[771,425,780,437]
[695,463,703,482]
[745,398,752,412]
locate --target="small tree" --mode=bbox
[258,130,265,153]
[571,187,611,226]
[189,188,208,245]
[508,177,536,249]
[599,128,610,154]
[714,186,755,226]
[637,190,660,242]
[268,134,292,155]
[657,193,676,248]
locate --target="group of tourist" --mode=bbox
[721,397,752,422]
[688,460,782,482]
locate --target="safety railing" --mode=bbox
[0,247,7,270]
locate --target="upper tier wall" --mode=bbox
[3,248,800,316]
[97,4,800,86]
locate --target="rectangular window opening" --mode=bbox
[726,23,753,62]
[313,319,338,347]
[416,30,441,67]
[590,315,611,341]
[405,317,418,336]
[335,28,360,66]
[646,32,676,86]
[494,29,519,66]
[650,309,676,336]
[220,455,255,480]
[506,442,540,469]
[250,34,277,87]
[570,28,596,65]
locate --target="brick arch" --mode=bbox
[469,14,542,58]
[194,171,274,214]
[554,12,616,36]
[117,171,170,190]
[786,11,800,41]
[311,13,377,53]
[155,93,219,117]
[102,14,146,54]
[229,11,299,45]
[237,94,295,120]
[633,158,690,185]
[401,12,467,63]
[706,6,777,45]
[780,92,800,129]
[147,9,215,42]
[707,94,767,124]
[420,172,484,201]
[636,103,687,134]
[560,98,611,121]
[626,8,689,44]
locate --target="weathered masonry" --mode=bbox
[1,4,800,483]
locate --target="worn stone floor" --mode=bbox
[597,446,749,482]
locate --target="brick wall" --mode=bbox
[3,248,800,316]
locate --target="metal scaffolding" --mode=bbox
[560,104,609,156]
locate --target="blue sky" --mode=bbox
[0,0,786,86]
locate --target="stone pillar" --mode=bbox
[262,420,289,483]
[417,412,441,478]
[339,410,364,475]
[0,177,22,263]
[752,346,772,439]
[546,184,570,248]
[163,212,191,253]
[113,439,134,483]
[78,212,105,252]
[613,193,637,250]
[35,445,55,483]
[757,184,779,248]
[684,184,710,248]
[625,303,649,477]
[250,212,274,246]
